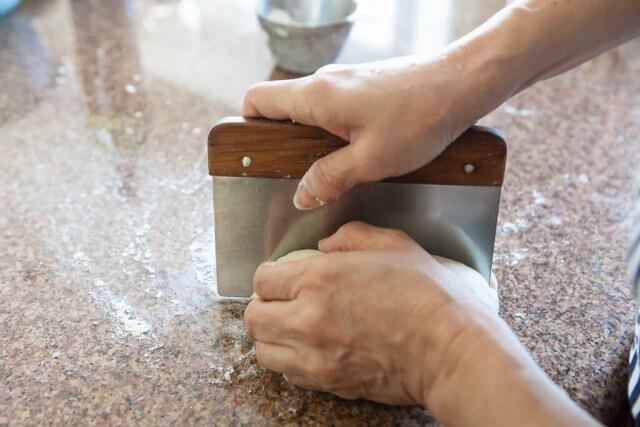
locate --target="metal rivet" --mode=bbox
[241,156,251,168]
[464,164,475,174]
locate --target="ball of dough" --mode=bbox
[432,255,499,313]
[276,249,323,262]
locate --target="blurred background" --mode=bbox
[0,0,527,114]
[3,0,638,117]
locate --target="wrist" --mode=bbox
[417,303,598,426]
[404,24,527,140]
[437,23,530,122]
[396,286,476,407]
[416,2,567,125]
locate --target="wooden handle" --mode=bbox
[208,117,507,187]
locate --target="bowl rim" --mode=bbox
[256,0,357,29]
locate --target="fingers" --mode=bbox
[253,259,308,301]
[293,146,361,210]
[319,221,415,252]
[254,344,331,393]
[242,80,293,119]
[242,78,316,124]
[244,77,378,211]
[244,299,295,342]
[255,341,302,375]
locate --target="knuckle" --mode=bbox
[309,70,335,92]
[252,263,269,296]
[290,81,316,123]
[315,63,340,74]
[243,83,266,106]
[336,221,367,240]
[291,305,325,336]
[302,304,326,328]
[303,76,335,109]
[387,227,411,242]
[310,157,348,199]
[244,300,256,321]
[315,63,353,78]
[379,228,414,250]
[339,220,365,233]
[244,83,260,99]
[289,316,308,336]
[308,256,336,282]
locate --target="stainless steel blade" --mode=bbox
[212,176,501,297]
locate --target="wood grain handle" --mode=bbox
[208,117,507,187]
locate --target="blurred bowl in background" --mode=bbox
[257,0,357,74]
[0,0,22,19]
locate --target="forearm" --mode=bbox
[422,306,600,426]
[410,3,638,424]
[436,0,640,122]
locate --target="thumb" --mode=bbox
[293,145,361,210]
[318,221,415,253]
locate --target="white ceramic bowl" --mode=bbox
[257,0,357,74]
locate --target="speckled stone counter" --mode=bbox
[1,0,639,425]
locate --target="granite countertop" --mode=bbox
[2,0,640,425]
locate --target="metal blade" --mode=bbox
[212,177,502,297]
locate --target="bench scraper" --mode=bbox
[208,117,506,297]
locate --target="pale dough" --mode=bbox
[254,250,499,313]
[276,249,323,262]
[433,256,499,313]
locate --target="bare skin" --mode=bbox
[243,0,640,425]
[246,222,597,426]
[243,0,640,210]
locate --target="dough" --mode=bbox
[253,250,499,314]
[276,249,323,262]
[433,256,499,313]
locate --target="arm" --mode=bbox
[418,298,599,426]
[443,0,640,112]
[243,0,640,210]
[246,222,600,426]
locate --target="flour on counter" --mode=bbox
[189,233,216,290]
[90,284,153,340]
[110,297,152,339]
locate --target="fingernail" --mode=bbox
[317,238,327,248]
[293,181,322,210]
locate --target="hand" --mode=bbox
[244,222,598,426]
[244,221,493,405]
[242,55,486,210]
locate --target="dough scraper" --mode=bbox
[208,117,506,297]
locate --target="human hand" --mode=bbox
[244,222,597,425]
[244,221,496,405]
[242,55,487,210]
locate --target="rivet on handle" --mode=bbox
[241,156,252,168]
[464,164,475,174]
